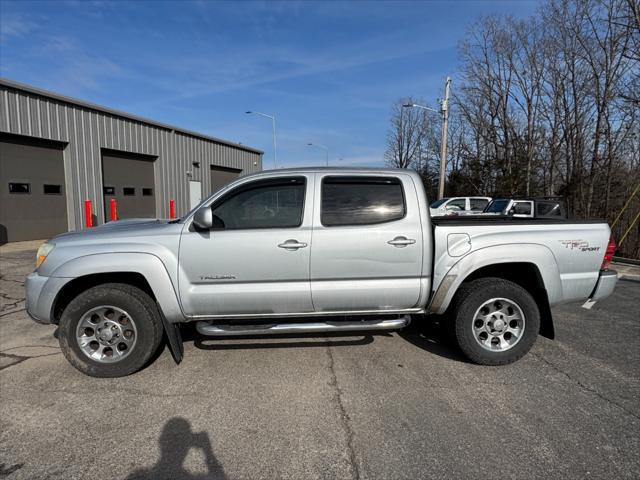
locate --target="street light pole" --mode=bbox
[307,143,329,167]
[402,76,452,199]
[246,111,277,169]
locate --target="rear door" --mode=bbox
[178,174,313,317]
[310,173,423,312]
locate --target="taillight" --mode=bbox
[601,236,616,270]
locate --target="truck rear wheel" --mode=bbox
[58,283,163,377]
[451,277,540,365]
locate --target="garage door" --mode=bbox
[0,134,68,243]
[102,150,156,220]
[210,166,242,194]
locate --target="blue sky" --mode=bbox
[0,0,539,168]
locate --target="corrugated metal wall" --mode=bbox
[0,84,262,229]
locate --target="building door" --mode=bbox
[102,150,156,220]
[189,181,202,209]
[0,134,68,243]
[210,166,242,194]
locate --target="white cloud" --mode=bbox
[0,13,38,41]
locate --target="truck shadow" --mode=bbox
[126,417,226,480]
[397,316,470,363]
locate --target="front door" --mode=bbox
[178,174,313,317]
[310,173,423,312]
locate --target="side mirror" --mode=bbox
[192,206,213,229]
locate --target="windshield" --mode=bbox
[484,199,510,213]
[430,198,448,208]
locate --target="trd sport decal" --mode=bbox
[559,240,601,252]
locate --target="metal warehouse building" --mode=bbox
[0,78,263,243]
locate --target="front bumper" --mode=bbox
[25,272,71,324]
[588,269,618,302]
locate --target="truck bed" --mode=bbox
[429,215,611,313]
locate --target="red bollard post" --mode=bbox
[169,199,176,219]
[84,200,93,228]
[110,198,118,221]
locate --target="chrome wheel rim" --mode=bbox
[472,298,525,352]
[76,306,138,363]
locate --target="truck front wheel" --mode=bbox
[58,283,164,377]
[451,277,540,365]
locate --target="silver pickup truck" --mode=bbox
[25,168,618,377]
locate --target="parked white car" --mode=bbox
[429,196,492,217]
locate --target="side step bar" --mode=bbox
[196,315,411,337]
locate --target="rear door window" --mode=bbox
[470,198,489,211]
[321,176,405,226]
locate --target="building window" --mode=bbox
[9,182,30,194]
[142,188,153,196]
[123,187,135,196]
[321,176,405,226]
[103,186,115,195]
[43,184,62,195]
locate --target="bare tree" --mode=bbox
[411,0,640,256]
[384,98,430,169]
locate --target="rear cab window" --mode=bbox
[321,176,406,226]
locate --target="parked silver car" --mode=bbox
[26,168,617,377]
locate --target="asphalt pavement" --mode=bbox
[1,243,639,479]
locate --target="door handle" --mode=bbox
[278,239,308,251]
[387,236,416,248]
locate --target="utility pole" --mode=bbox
[438,77,451,200]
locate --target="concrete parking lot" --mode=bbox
[1,242,639,480]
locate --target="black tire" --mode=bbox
[59,283,164,377]
[451,277,540,365]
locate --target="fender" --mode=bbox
[427,243,562,314]
[51,252,185,323]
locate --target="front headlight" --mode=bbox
[36,242,55,269]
